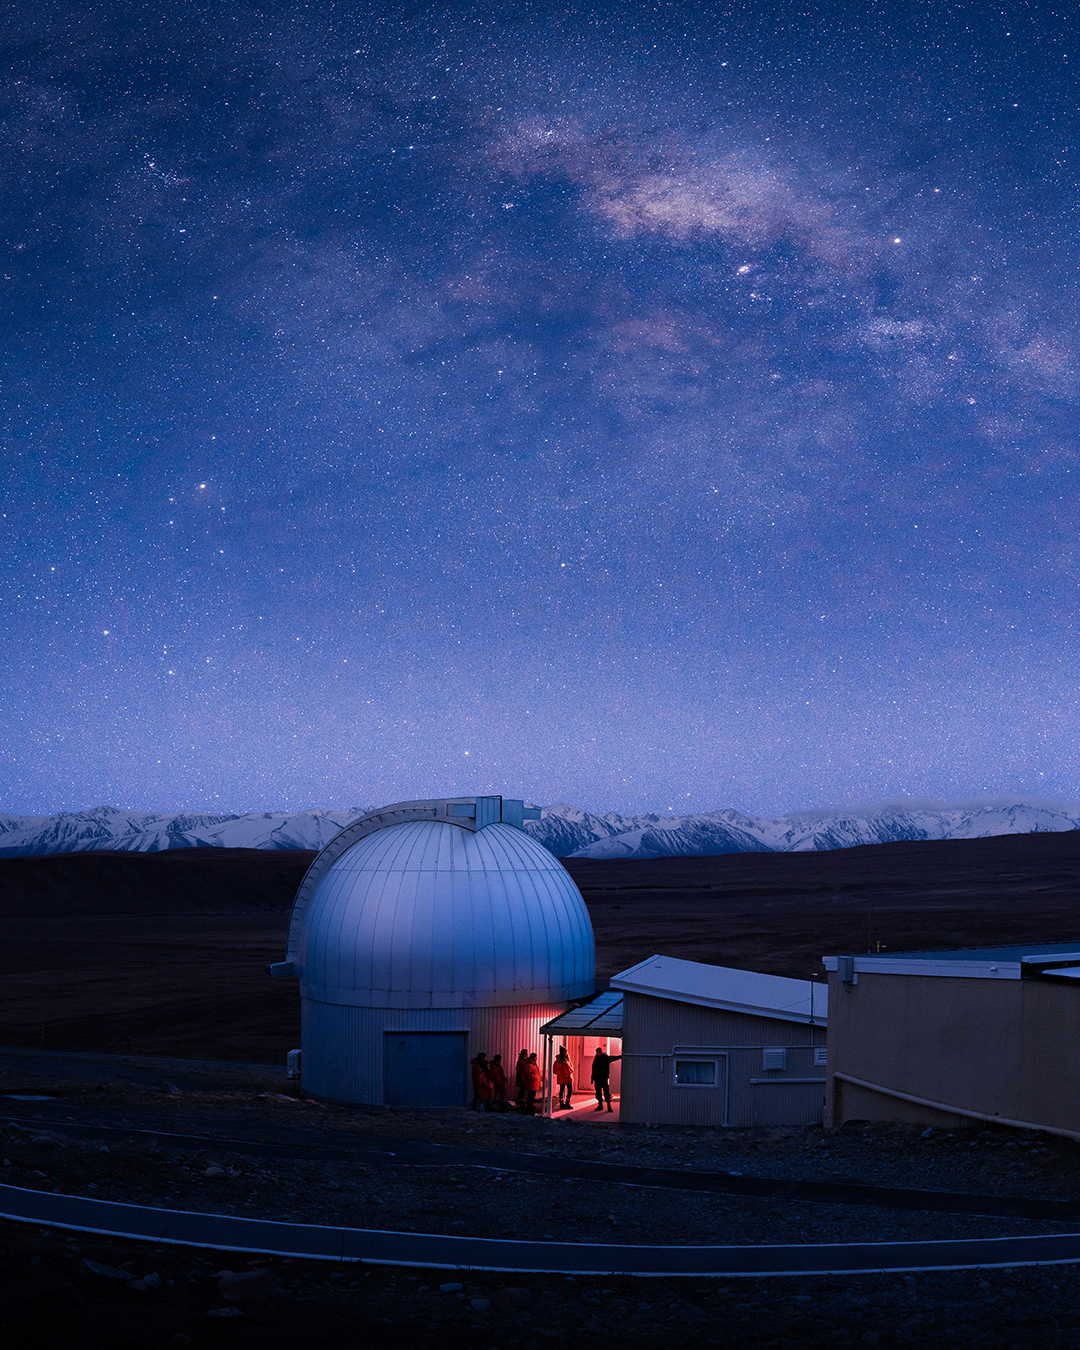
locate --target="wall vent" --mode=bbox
[762,1048,787,1072]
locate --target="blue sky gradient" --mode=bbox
[2,0,1077,817]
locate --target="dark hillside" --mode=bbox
[1,830,1078,1059]
[563,829,1080,981]
[0,847,316,916]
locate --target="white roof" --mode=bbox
[610,954,827,1026]
[297,820,595,1010]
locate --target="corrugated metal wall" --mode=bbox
[621,993,827,1127]
[301,998,567,1105]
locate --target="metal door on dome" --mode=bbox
[383,1032,468,1107]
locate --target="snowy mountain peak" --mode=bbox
[0,799,1076,859]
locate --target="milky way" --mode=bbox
[2,1,1077,817]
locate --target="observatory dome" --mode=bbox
[297,819,595,1009]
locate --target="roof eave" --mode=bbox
[610,979,826,1026]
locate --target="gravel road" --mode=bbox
[4,1056,1080,1348]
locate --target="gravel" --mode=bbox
[5,1065,1080,1346]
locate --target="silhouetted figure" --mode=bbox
[475,1063,494,1113]
[488,1053,508,1110]
[470,1052,489,1111]
[514,1048,530,1108]
[591,1047,621,1112]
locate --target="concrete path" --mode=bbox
[4,1182,1080,1277]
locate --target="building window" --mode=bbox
[674,1059,717,1086]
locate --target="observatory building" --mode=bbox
[269,796,596,1107]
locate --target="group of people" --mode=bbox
[469,1045,621,1114]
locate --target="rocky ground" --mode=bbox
[5,1061,1080,1347]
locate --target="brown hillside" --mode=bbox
[1,831,1078,1061]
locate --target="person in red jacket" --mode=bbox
[475,1064,494,1113]
[514,1048,530,1108]
[523,1052,543,1115]
[470,1052,489,1111]
[488,1053,508,1110]
[552,1046,575,1109]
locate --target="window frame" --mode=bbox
[672,1057,721,1088]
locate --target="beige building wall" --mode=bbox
[827,970,1080,1135]
[622,991,826,1128]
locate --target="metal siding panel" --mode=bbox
[621,994,827,1127]
[388,832,424,998]
[521,862,548,994]
[397,865,421,998]
[407,820,435,871]
[726,1049,758,1126]
[559,879,595,987]
[624,993,823,1050]
[412,868,441,999]
[367,867,400,996]
[296,819,595,1009]
[510,865,539,996]
[474,824,510,870]
[299,1001,569,1106]
[479,826,594,998]
[475,868,498,996]
[350,868,378,995]
[484,870,514,1000]
[551,874,580,987]
[447,821,470,871]
[315,867,348,988]
[751,1080,828,1127]
[300,1002,381,1103]
[450,867,475,994]
[349,864,379,996]
[419,868,444,998]
[467,1003,568,1081]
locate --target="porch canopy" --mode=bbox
[538,990,624,1114]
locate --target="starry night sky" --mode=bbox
[2,1,1078,818]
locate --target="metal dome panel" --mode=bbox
[284,795,539,960]
[296,820,595,1009]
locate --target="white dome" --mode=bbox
[296,819,595,1009]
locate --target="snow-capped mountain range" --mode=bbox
[0,800,1076,859]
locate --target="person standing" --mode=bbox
[523,1052,543,1115]
[553,1046,575,1109]
[590,1046,621,1112]
[488,1053,508,1110]
[470,1052,489,1111]
[514,1048,530,1109]
[475,1062,494,1113]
